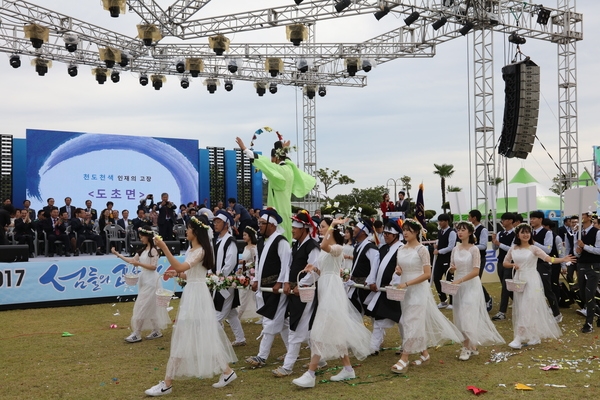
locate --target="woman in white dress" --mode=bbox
[236,226,258,320]
[503,223,575,349]
[449,221,505,361]
[144,216,238,396]
[292,217,372,388]
[342,226,354,271]
[112,226,170,343]
[391,219,463,374]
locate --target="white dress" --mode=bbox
[505,246,562,342]
[166,247,238,379]
[451,245,505,347]
[131,248,171,333]
[342,243,354,272]
[237,246,258,320]
[398,244,464,354]
[310,245,372,361]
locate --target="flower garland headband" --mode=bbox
[249,126,297,158]
[190,216,211,230]
[455,220,475,230]
[138,227,155,235]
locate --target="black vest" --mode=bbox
[497,229,515,264]
[371,243,402,322]
[579,227,600,264]
[533,227,550,265]
[352,240,377,278]
[564,230,575,256]
[257,234,287,287]
[212,236,239,312]
[289,238,319,284]
[212,236,235,274]
[474,225,486,257]
[437,228,454,262]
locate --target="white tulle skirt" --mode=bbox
[166,280,238,379]
[131,269,171,333]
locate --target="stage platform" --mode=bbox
[0,253,185,311]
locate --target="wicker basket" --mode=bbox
[156,289,174,308]
[124,273,139,286]
[441,280,460,296]
[506,268,526,293]
[297,271,316,303]
[385,286,407,301]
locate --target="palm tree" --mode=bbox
[433,164,455,213]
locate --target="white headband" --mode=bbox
[261,215,278,227]
[384,226,400,235]
[215,213,230,225]
[356,222,370,235]
[292,220,307,229]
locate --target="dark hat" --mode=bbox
[215,209,234,226]
[259,207,282,224]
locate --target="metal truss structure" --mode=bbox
[0,1,583,213]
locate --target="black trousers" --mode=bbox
[577,263,600,325]
[479,253,491,303]
[551,263,562,307]
[537,263,560,317]
[498,266,514,313]
[158,219,175,241]
[433,255,453,303]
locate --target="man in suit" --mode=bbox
[395,191,409,215]
[84,199,98,221]
[71,208,103,255]
[22,199,36,221]
[43,208,71,256]
[60,197,77,220]
[132,209,150,232]
[42,198,56,216]
[157,192,177,241]
[117,209,132,232]
[14,209,35,256]
[491,212,516,321]
[432,213,457,309]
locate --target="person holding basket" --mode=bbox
[448,221,504,361]
[503,223,576,350]
[111,226,170,344]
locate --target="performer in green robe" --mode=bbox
[235,137,315,242]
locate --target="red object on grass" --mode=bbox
[467,386,487,395]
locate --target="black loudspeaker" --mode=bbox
[164,241,181,256]
[0,245,29,262]
[498,58,540,159]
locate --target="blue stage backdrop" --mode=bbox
[26,129,199,212]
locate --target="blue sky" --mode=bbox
[1,1,598,213]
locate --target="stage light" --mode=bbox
[374,7,390,21]
[24,24,49,49]
[460,21,474,36]
[227,59,239,73]
[93,68,108,85]
[9,54,21,69]
[100,47,121,69]
[537,7,551,25]
[304,85,316,99]
[102,0,126,17]
[345,58,359,76]
[111,71,120,83]
[67,65,78,77]
[203,78,219,94]
[404,11,420,26]
[362,59,372,72]
[266,58,283,77]
[139,74,149,86]
[180,77,189,89]
[269,82,278,94]
[209,34,230,55]
[151,74,166,90]
[297,59,309,73]
[508,32,526,45]
[294,0,304,4]
[318,86,326,97]
[176,61,185,73]
[32,58,51,76]
[137,24,162,46]
[224,80,234,91]
[335,0,351,13]
[119,53,129,67]
[432,17,447,30]
[186,58,204,78]
[255,82,267,97]
[63,33,79,52]
[287,24,307,46]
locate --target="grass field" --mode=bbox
[2,283,600,399]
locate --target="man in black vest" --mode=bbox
[543,218,563,309]
[246,208,291,367]
[491,212,515,320]
[365,220,403,355]
[530,210,563,322]
[273,211,320,377]
[347,218,380,315]
[213,210,246,346]
[468,210,492,310]
[432,213,457,309]
[575,211,600,333]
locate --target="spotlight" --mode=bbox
[346,58,359,76]
[9,54,21,69]
[374,7,390,21]
[459,21,474,36]
[63,33,79,52]
[180,78,189,89]
[208,34,230,55]
[151,75,165,90]
[304,86,316,99]
[432,17,447,30]
[119,53,129,68]
[65,42,77,52]
[537,7,551,26]
[111,71,120,83]
[67,65,78,77]
[294,0,304,4]
[152,80,162,90]
[206,82,217,94]
[318,86,326,97]
[108,6,120,18]
[224,80,233,91]
[30,38,43,49]
[228,64,238,73]
[335,0,351,13]
[32,58,51,76]
[176,61,185,73]
[255,82,267,97]
[256,87,266,96]
[508,32,526,45]
[139,74,149,86]
[297,59,309,73]
[362,59,372,73]
[104,59,115,69]
[96,72,107,85]
[269,82,277,94]
[404,11,420,26]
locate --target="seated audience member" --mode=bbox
[60,197,77,220]
[14,209,35,256]
[43,208,71,256]
[71,208,104,255]
[132,209,150,231]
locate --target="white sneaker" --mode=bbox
[330,368,355,382]
[554,314,563,323]
[125,333,142,343]
[437,301,448,309]
[212,371,237,388]
[458,347,471,361]
[576,308,587,317]
[292,371,315,388]
[146,331,163,340]
[527,338,541,346]
[508,339,522,350]
[446,304,453,310]
[145,381,172,396]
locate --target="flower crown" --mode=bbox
[245,226,257,234]
[403,218,423,230]
[455,220,475,230]
[190,216,210,230]
[515,222,531,231]
[138,227,154,235]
